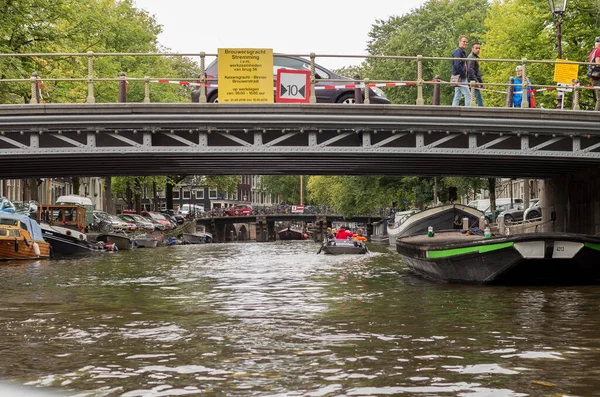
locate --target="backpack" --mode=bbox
[587,64,600,78]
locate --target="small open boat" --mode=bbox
[0,212,51,260]
[396,230,600,284]
[96,233,134,251]
[318,239,368,255]
[132,234,159,248]
[182,232,213,244]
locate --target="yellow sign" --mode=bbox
[553,59,579,84]
[218,48,274,103]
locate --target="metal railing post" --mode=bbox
[144,76,150,103]
[199,51,207,103]
[309,53,317,104]
[30,72,40,104]
[364,78,370,104]
[432,75,440,105]
[506,77,514,107]
[86,51,95,104]
[416,55,424,105]
[118,72,127,103]
[521,58,529,108]
[572,79,580,110]
[354,74,363,104]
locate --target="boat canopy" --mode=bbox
[0,212,45,241]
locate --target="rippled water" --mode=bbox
[0,241,599,396]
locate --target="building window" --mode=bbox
[173,190,180,199]
[195,189,204,199]
[209,188,217,199]
[183,190,191,199]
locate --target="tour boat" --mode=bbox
[278,227,308,240]
[318,239,368,255]
[0,212,51,260]
[396,230,600,284]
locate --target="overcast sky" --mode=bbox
[133,0,428,69]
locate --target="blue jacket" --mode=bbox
[513,77,532,107]
[452,47,467,79]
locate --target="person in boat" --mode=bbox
[326,227,336,246]
[345,227,354,240]
[353,229,367,242]
[335,227,347,240]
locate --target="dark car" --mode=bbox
[196,55,391,104]
[498,198,539,224]
[223,204,253,216]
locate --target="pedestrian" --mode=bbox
[513,65,533,108]
[468,42,484,107]
[451,35,471,107]
[587,37,600,111]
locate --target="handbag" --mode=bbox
[450,74,461,86]
[587,64,600,78]
[529,92,537,108]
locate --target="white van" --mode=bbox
[178,204,204,217]
[56,195,95,227]
[467,198,522,212]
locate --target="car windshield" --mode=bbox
[149,213,166,220]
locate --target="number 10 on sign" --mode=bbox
[276,69,310,103]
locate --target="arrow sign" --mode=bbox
[276,69,310,103]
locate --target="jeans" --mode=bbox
[452,79,471,106]
[473,88,484,107]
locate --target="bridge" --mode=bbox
[0,103,599,179]
[196,213,383,243]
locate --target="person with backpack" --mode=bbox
[587,37,600,111]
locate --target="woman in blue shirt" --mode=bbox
[513,65,533,107]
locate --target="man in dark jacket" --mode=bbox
[452,35,471,106]
[468,42,484,107]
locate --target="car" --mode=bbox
[93,210,126,233]
[524,199,542,221]
[467,198,523,212]
[485,202,520,223]
[162,209,185,224]
[118,214,154,232]
[140,211,173,230]
[197,55,391,105]
[497,198,539,224]
[223,204,253,216]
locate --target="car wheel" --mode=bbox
[207,92,219,103]
[336,93,356,104]
[526,210,540,220]
[504,214,514,224]
[223,213,230,216]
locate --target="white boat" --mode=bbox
[133,234,158,248]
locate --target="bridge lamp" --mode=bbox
[548,0,567,59]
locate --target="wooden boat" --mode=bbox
[0,212,51,260]
[182,232,213,244]
[396,230,600,285]
[390,204,484,239]
[38,204,106,255]
[132,234,158,248]
[318,239,368,255]
[95,233,134,251]
[278,227,307,240]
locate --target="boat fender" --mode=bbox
[24,238,31,247]
[14,238,18,252]
[33,242,40,256]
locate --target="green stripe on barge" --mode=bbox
[426,242,514,259]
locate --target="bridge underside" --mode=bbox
[0,103,598,178]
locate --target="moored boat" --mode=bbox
[182,232,213,244]
[96,233,134,251]
[0,212,51,260]
[278,227,308,240]
[318,239,368,255]
[396,230,600,284]
[132,234,159,248]
[390,204,484,239]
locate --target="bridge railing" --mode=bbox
[0,51,595,109]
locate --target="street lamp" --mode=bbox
[548,0,567,59]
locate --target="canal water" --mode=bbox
[0,241,599,396]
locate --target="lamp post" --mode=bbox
[548,0,567,109]
[548,0,567,58]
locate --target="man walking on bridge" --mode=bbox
[468,42,484,107]
[452,35,471,107]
